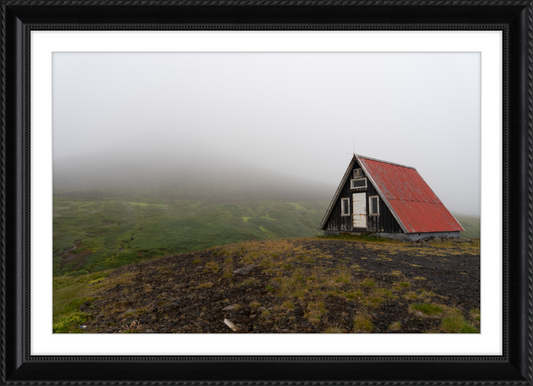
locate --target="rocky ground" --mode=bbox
[80,236,480,333]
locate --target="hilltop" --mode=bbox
[53,177,480,279]
[54,235,480,334]
[53,150,337,277]
[53,150,480,278]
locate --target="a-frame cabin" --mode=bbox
[319,155,464,241]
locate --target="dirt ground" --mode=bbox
[82,237,480,333]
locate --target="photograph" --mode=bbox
[52,51,482,335]
[2,0,530,383]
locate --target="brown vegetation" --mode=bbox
[76,237,480,334]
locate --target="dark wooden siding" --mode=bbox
[324,159,402,233]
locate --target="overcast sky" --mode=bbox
[53,52,481,215]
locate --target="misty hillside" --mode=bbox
[53,150,335,203]
[452,214,480,239]
[53,150,336,277]
[54,196,331,276]
[53,151,479,278]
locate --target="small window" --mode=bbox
[353,168,363,178]
[369,195,379,215]
[350,178,367,190]
[341,198,350,216]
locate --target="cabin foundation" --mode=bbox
[372,231,460,241]
[323,230,460,241]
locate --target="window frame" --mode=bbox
[353,168,363,179]
[350,177,367,190]
[369,195,380,216]
[341,197,350,216]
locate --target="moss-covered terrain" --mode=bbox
[54,235,480,334]
[54,197,328,276]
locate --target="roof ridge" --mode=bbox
[355,154,416,170]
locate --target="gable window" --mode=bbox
[369,195,380,215]
[350,178,367,190]
[353,168,363,178]
[341,198,350,216]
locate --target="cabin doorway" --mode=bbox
[352,192,367,229]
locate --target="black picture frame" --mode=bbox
[1,1,531,384]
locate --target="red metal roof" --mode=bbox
[358,156,464,233]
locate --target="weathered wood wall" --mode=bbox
[324,159,402,234]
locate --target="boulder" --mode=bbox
[233,264,256,275]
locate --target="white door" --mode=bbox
[352,193,367,229]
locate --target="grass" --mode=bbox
[52,269,142,333]
[343,289,364,301]
[361,295,385,308]
[441,309,479,333]
[243,278,257,286]
[403,291,420,300]
[205,238,478,333]
[325,327,345,333]
[361,278,376,288]
[204,262,220,272]
[388,321,402,332]
[53,230,480,334]
[410,303,445,316]
[470,308,481,325]
[453,214,480,239]
[53,270,113,324]
[373,288,395,299]
[409,303,479,333]
[53,312,88,333]
[304,300,327,323]
[282,300,295,310]
[319,233,398,244]
[54,196,328,276]
[359,287,395,308]
[353,313,374,332]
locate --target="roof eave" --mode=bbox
[318,155,358,230]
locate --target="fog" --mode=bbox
[53,147,336,203]
[53,52,481,215]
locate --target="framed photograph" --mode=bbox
[1,1,531,384]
